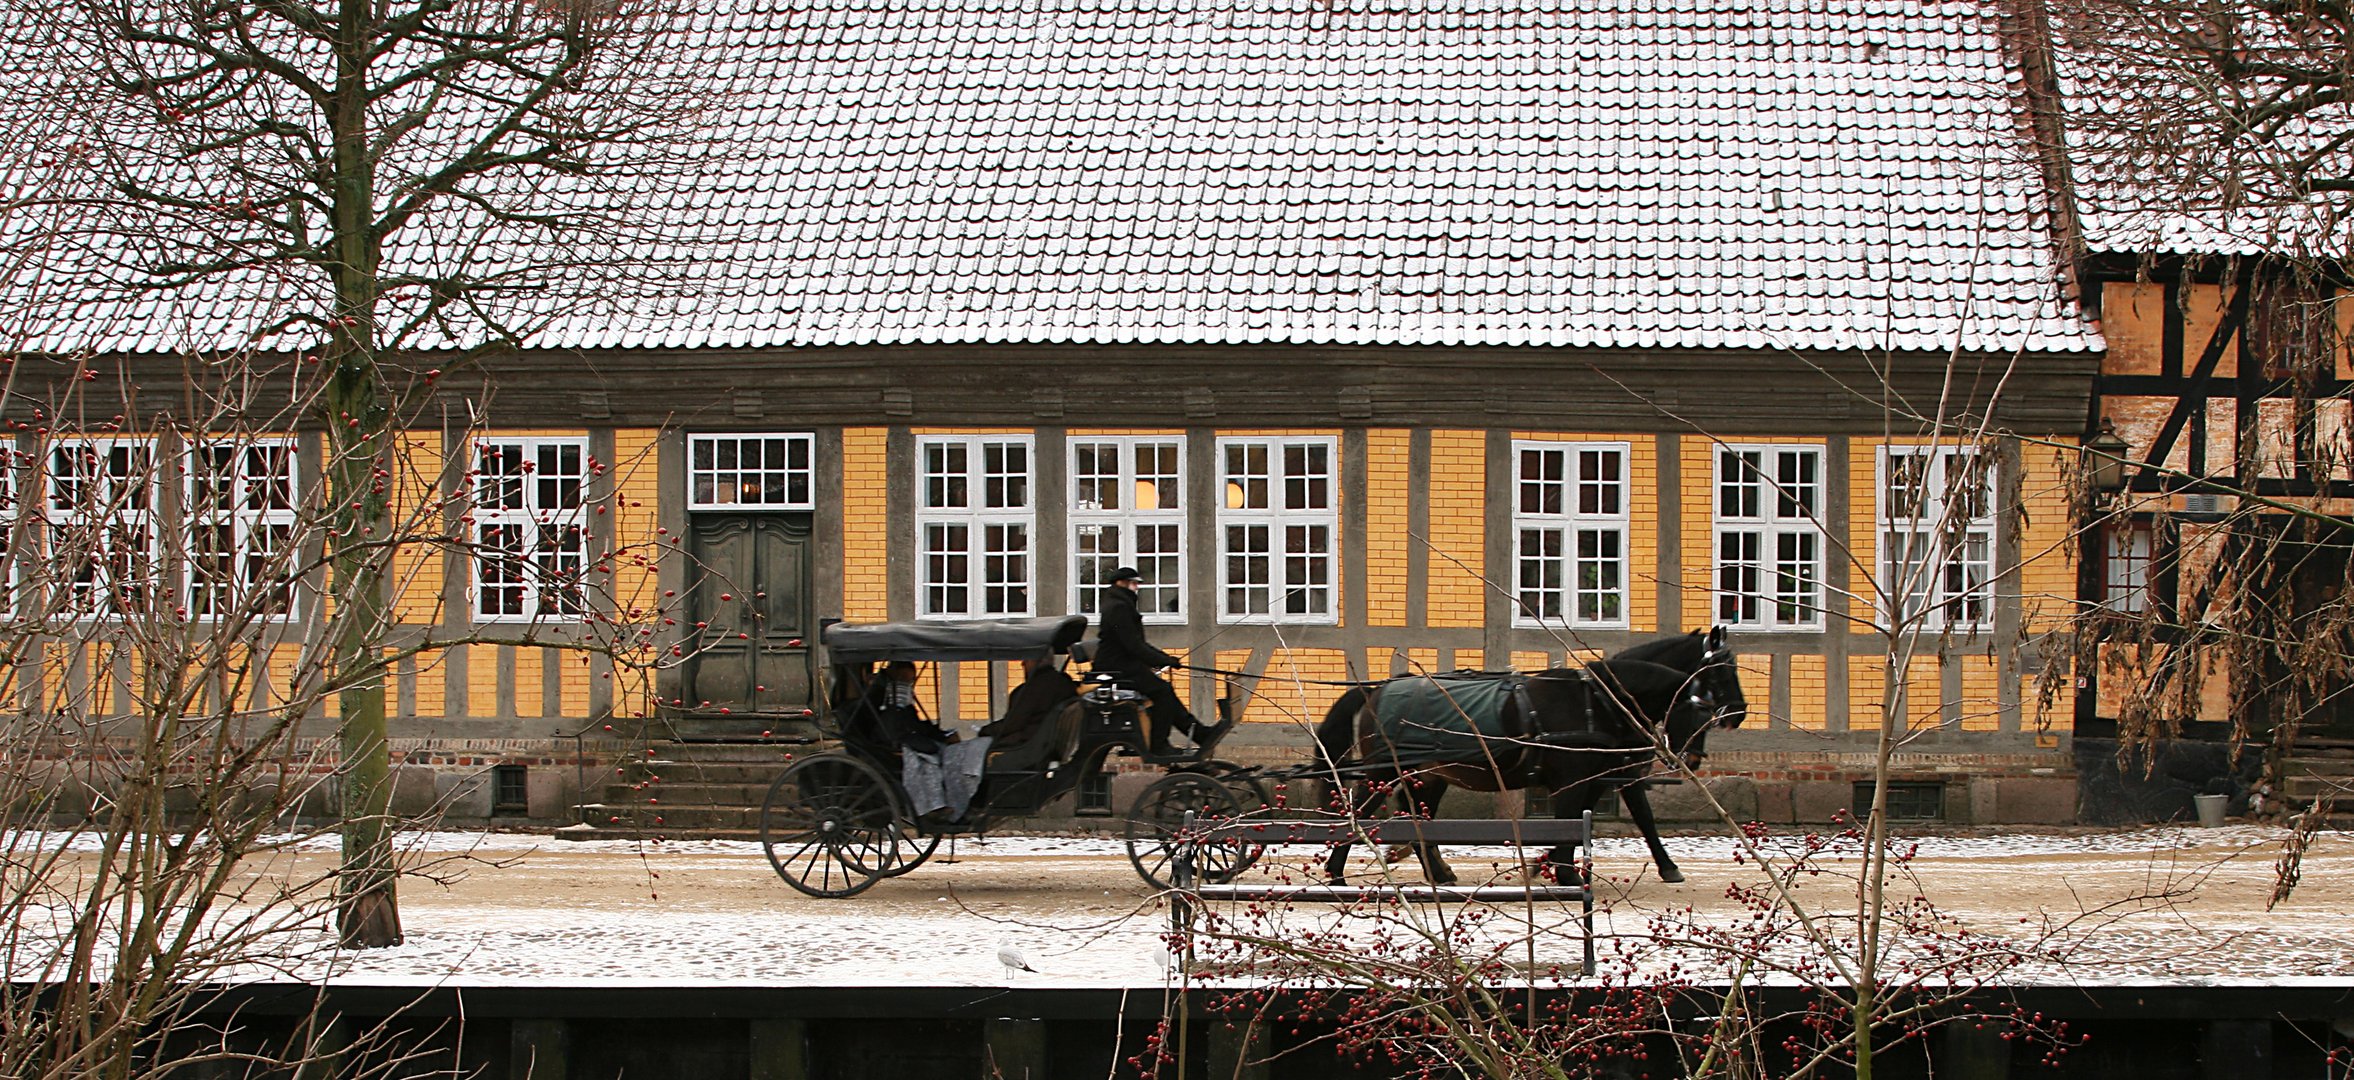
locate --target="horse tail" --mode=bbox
[1314,685,1371,770]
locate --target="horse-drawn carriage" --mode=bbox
[757,615,1263,897]
[758,614,1749,899]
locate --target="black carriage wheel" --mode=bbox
[831,775,942,879]
[1125,771,1260,891]
[760,753,899,898]
[1195,760,1278,814]
[882,828,943,877]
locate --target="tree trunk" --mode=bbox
[329,0,399,949]
[328,347,399,948]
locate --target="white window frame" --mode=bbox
[916,434,1034,620]
[1712,444,1826,631]
[45,438,157,619]
[1069,436,1185,623]
[471,437,590,623]
[1878,445,1998,631]
[687,432,815,511]
[1512,440,1631,629]
[186,436,299,620]
[2103,519,2153,615]
[1215,436,1338,624]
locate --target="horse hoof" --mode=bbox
[1657,867,1685,884]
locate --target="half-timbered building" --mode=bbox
[20,0,2108,826]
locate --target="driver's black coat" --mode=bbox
[1090,584,1177,672]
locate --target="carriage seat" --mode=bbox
[985,699,1085,777]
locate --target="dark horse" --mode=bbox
[1312,628,1748,885]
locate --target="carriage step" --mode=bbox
[1193,884,1587,904]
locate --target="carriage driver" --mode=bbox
[1094,566,1228,758]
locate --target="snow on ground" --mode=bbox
[14,824,2351,990]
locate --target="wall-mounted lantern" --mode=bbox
[2086,419,2131,498]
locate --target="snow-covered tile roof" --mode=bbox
[12,0,2097,356]
[2054,14,2351,261]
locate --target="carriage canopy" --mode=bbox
[821,615,1087,664]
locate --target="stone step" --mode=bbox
[2282,775,2354,800]
[643,740,818,762]
[581,802,761,831]
[631,760,793,785]
[606,782,776,806]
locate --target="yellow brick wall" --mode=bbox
[390,432,446,625]
[842,428,889,620]
[609,429,664,621]
[954,660,993,722]
[1789,654,1827,730]
[513,648,542,718]
[2016,440,2078,635]
[1365,429,1411,626]
[1512,650,1550,672]
[1960,654,2001,732]
[561,653,592,717]
[1681,435,1716,632]
[1627,436,1658,632]
[466,643,499,718]
[1737,652,1774,725]
[1453,648,1484,671]
[1424,430,1487,628]
[1848,439,1884,624]
[1848,656,1936,731]
[413,648,446,718]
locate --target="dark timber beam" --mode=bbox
[2134,267,2254,487]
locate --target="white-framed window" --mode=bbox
[1070,437,1184,622]
[1879,445,1997,629]
[46,439,157,618]
[2103,520,2153,615]
[1216,437,1337,622]
[917,434,1032,618]
[688,433,814,510]
[1513,441,1630,627]
[472,438,588,622]
[187,437,298,619]
[1713,445,1825,630]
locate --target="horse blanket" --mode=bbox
[1372,673,1522,761]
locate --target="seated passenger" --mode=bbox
[868,661,987,823]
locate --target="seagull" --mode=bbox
[997,942,1037,980]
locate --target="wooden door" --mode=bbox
[683,513,815,721]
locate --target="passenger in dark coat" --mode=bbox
[1093,567,1226,757]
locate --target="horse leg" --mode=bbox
[1619,781,1684,884]
[1324,776,1385,884]
[1539,778,1601,886]
[1405,777,1456,887]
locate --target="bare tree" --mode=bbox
[0,343,676,1077]
[0,0,730,945]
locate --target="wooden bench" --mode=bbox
[1167,812,1596,976]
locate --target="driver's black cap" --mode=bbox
[1108,566,1143,583]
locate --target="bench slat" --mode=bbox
[1195,817,1586,847]
[1192,883,1586,904]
